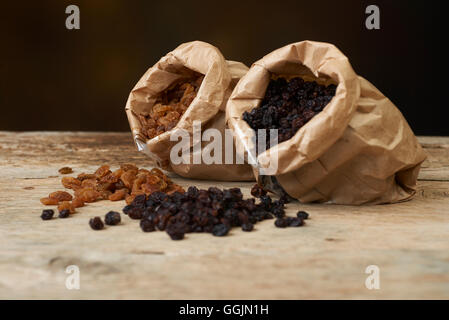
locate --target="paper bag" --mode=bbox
[125,41,254,181]
[226,41,427,204]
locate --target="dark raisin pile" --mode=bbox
[242,77,337,148]
[120,185,306,240]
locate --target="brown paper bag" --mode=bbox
[125,41,254,181]
[226,41,427,205]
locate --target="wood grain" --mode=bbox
[0,132,448,299]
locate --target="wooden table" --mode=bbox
[0,132,448,299]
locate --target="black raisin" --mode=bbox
[250,184,267,198]
[58,209,70,219]
[89,217,104,230]
[128,206,144,220]
[296,211,309,220]
[122,205,133,215]
[167,230,184,240]
[41,209,54,220]
[105,211,121,225]
[140,219,156,232]
[212,224,230,237]
[274,218,289,228]
[288,217,304,227]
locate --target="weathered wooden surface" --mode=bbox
[0,132,448,299]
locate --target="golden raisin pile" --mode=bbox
[40,164,185,213]
[138,76,203,140]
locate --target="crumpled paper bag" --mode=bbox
[125,41,254,181]
[226,41,427,204]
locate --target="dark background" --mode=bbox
[1,0,446,135]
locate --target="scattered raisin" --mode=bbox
[58,209,70,218]
[167,230,184,240]
[288,217,304,227]
[105,211,121,226]
[58,201,75,214]
[89,217,104,230]
[140,219,156,232]
[296,211,309,220]
[108,189,128,201]
[58,167,73,174]
[41,209,54,220]
[61,177,82,190]
[274,218,289,228]
[71,197,85,208]
[122,205,133,215]
[120,163,139,172]
[127,206,144,220]
[40,197,59,205]
[77,173,97,181]
[250,184,267,198]
[212,224,230,237]
[121,171,136,189]
[77,188,100,203]
[95,165,111,178]
[49,191,73,202]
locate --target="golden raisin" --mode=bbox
[40,197,59,205]
[71,197,85,208]
[49,191,73,202]
[77,173,97,181]
[58,201,75,214]
[99,190,112,200]
[100,172,119,184]
[78,188,100,203]
[61,177,82,190]
[132,175,147,193]
[109,189,128,201]
[138,77,203,140]
[121,171,136,189]
[81,179,97,189]
[125,194,136,205]
[120,163,138,172]
[150,168,165,177]
[95,165,111,178]
[112,169,124,179]
[115,179,127,190]
[58,167,73,174]
[142,183,162,194]
[138,168,150,175]
[96,182,114,192]
[44,164,182,212]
